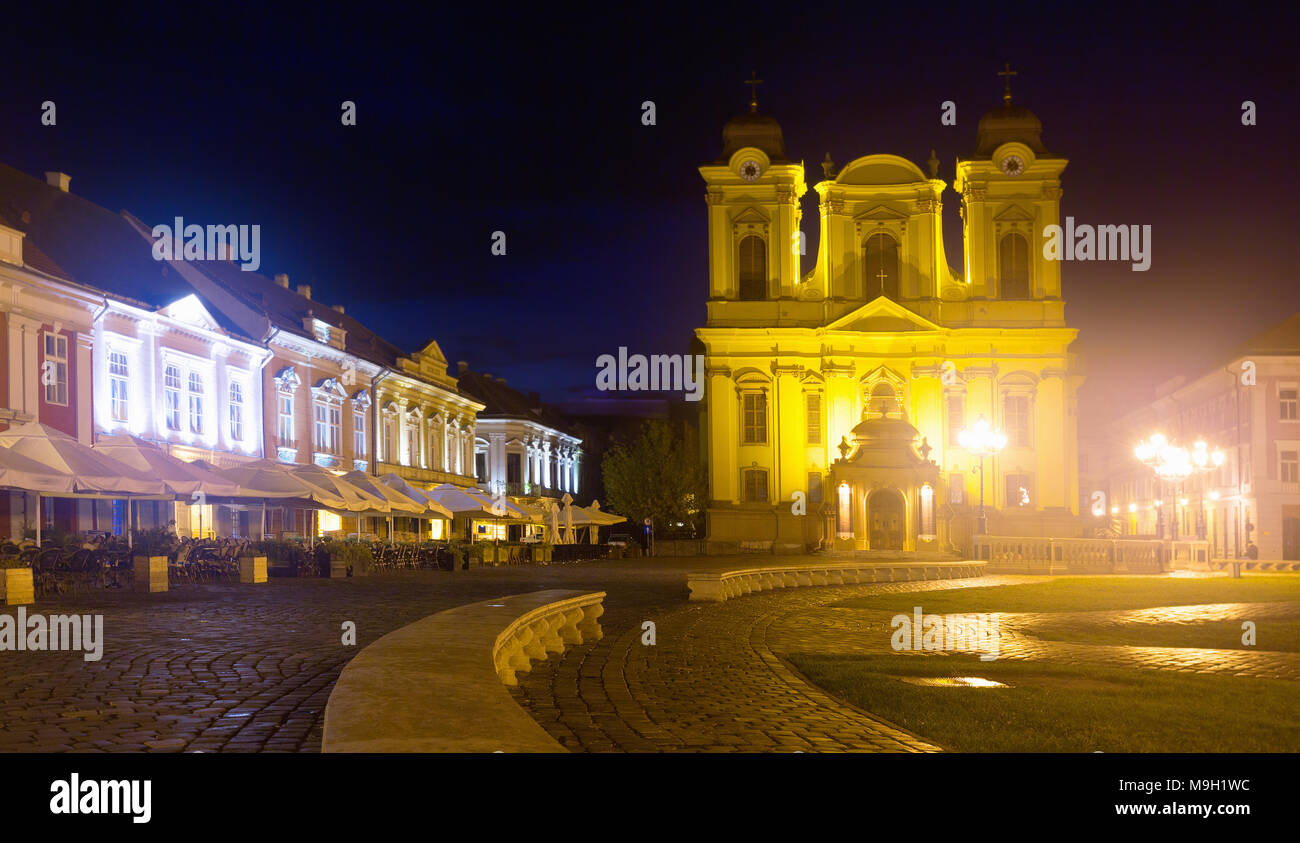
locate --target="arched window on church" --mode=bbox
[868,381,902,417]
[737,236,767,300]
[863,232,899,300]
[999,233,1031,299]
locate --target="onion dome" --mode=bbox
[975,104,1047,156]
[975,62,1049,156]
[720,109,788,162]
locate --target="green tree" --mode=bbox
[602,420,706,537]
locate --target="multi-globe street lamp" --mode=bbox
[1133,434,1224,540]
[959,415,1007,535]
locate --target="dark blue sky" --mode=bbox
[2,2,1298,429]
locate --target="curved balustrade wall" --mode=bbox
[687,561,986,602]
[323,589,604,753]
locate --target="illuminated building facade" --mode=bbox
[696,82,1083,553]
[1089,312,1300,560]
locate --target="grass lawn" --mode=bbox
[788,652,1300,752]
[834,574,1300,614]
[1031,619,1300,653]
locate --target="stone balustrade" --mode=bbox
[323,588,604,753]
[972,535,1207,574]
[687,561,986,603]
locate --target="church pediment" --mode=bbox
[853,204,908,222]
[823,297,945,334]
[731,207,770,224]
[993,204,1035,221]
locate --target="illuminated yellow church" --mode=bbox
[695,72,1083,554]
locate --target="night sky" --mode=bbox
[3,3,1298,432]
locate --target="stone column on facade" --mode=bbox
[1037,369,1069,511]
[541,440,552,490]
[964,365,999,511]
[773,363,803,505]
[489,431,505,492]
[707,365,735,502]
[522,437,532,490]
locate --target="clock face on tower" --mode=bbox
[739,159,762,181]
[1000,154,1025,176]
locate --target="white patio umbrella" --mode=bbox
[343,471,430,515]
[0,446,75,494]
[0,422,166,495]
[462,488,531,520]
[426,483,503,516]
[92,434,240,497]
[585,500,627,525]
[546,500,561,544]
[561,493,576,544]
[376,474,454,518]
[289,463,387,513]
[0,422,170,546]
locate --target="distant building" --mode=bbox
[1086,313,1300,560]
[457,364,582,500]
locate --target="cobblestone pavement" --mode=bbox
[5,562,1294,754]
[511,577,1024,752]
[765,599,1300,680]
[0,561,694,753]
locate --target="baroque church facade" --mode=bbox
[695,77,1083,554]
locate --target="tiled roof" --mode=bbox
[457,368,576,435]
[0,161,255,339]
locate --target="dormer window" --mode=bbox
[305,317,347,350]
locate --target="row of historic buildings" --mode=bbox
[0,162,582,540]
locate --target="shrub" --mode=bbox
[330,541,374,574]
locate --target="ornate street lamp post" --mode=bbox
[1134,434,1223,540]
[959,416,1007,536]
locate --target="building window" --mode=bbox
[919,484,936,539]
[1005,474,1032,507]
[383,416,397,462]
[1282,451,1299,483]
[1281,388,1297,420]
[43,333,69,405]
[805,393,822,445]
[187,372,204,434]
[807,472,823,503]
[999,233,1031,299]
[354,410,367,457]
[475,451,487,482]
[742,392,767,444]
[737,235,767,301]
[743,468,768,502]
[863,231,899,300]
[277,391,294,447]
[405,422,420,466]
[108,351,129,423]
[315,402,341,455]
[947,393,964,445]
[164,365,183,431]
[1004,394,1030,448]
[229,382,244,443]
[507,452,522,489]
[948,473,965,505]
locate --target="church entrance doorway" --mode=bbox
[868,488,904,550]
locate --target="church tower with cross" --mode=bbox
[695,67,1083,554]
